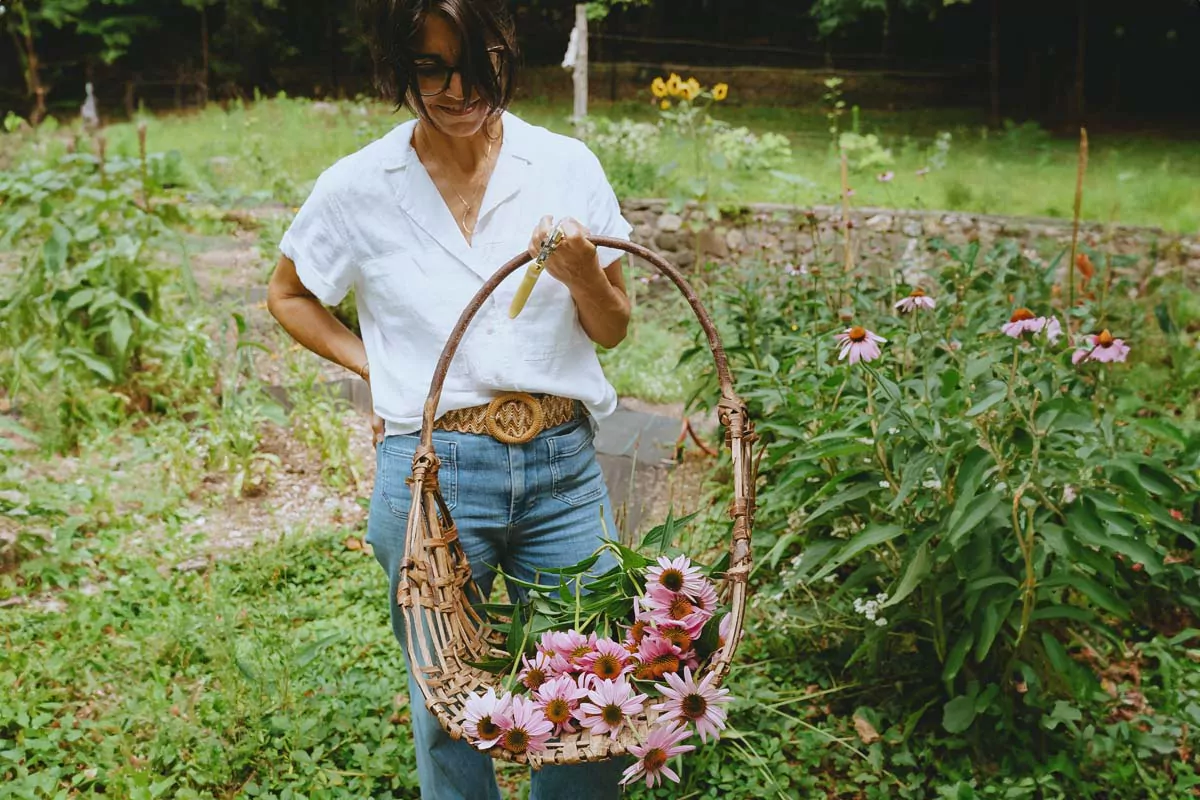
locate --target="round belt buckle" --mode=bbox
[485,392,544,444]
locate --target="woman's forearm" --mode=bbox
[569,268,630,350]
[267,285,368,376]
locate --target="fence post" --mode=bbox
[572,4,588,125]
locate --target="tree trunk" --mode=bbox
[572,4,588,124]
[200,4,210,106]
[11,0,46,124]
[1072,0,1087,128]
[989,0,1000,127]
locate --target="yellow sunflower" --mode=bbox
[650,77,668,98]
[666,73,683,96]
[685,77,701,97]
[713,83,729,101]
[660,99,671,110]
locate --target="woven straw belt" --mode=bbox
[434,392,577,445]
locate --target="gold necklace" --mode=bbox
[452,136,495,237]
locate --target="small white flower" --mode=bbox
[878,481,891,489]
[856,437,874,445]
[1062,485,1077,504]
[995,482,1008,492]
[823,574,837,584]
[888,427,899,435]
[876,618,888,627]
[922,478,943,490]
[875,593,889,604]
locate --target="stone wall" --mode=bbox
[618,200,1200,284]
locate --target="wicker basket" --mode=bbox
[397,237,756,767]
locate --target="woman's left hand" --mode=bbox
[527,215,606,296]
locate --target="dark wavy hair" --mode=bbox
[359,0,518,124]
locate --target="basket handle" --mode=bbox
[416,237,741,454]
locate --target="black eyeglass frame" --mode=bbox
[412,45,508,98]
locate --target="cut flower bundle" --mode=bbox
[460,554,734,788]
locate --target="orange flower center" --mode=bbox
[643,747,668,773]
[658,568,685,592]
[847,326,867,342]
[1010,308,1035,323]
[593,654,622,680]
[601,704,625,726]
[681,692,708,720]
[570,644,592,660]
[910,288,926,297]
[523,668,547,691]
[502,728,529,754]
[668,596,695,620]
[477,717,500,740]
[630,619,649,644]
[545,698,571,724]
[659,626,692,651]
[1096,330,1114,347]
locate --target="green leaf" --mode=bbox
[942,630,974,682]
[945,492,1003,548]
[974,591,1016,663]
[109,310,133,356]
[805,481,878,527]
[810,524,904,582]
[965,381,1007,417]
[942,694,977,733]
[1047,573,1130,618]
[883,544,931,608]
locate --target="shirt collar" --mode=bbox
[380,111,535,172]
[380,111,535,283]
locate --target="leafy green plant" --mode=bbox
[0,122,208,451]
[691,234,1200,756]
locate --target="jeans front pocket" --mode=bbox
[546,418,605,507]
[377,434,459,519]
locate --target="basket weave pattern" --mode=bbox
[397,238,756,767]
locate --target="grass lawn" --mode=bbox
[93,95,1200,232]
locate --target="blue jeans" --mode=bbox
[365,415,626,800]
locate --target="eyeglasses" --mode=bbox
[414,46,506,98]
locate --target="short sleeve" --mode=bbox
[577,147,633,269]
[279,172,358,306]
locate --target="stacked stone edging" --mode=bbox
[619,199,1200,280]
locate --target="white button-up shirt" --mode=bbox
[279,112,633,436]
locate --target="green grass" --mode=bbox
[94,95,1200,232]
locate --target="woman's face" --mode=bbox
[412,13,493,137]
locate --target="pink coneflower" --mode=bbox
[646,555,707,597]
[835,326,887,364]
[533,675,588,736]
[784,262,808,277]
[1001,309,1062,343]
[652,667,732,743]
[578,678,647,740]
[496,695,554,756]
[717,613,733,649]
[540,630,596,671]
[688,580,719,614]
[653,622,694,653]
[634,635,684,681]
[877,171,894,183]
[894,287,936,313]
[619,721,696,788]
[463,688,512,749]
[1072,330,1130,364]
[845,187,855,197]
[518,652,558,691]
[578,638,635,682]
[642,585,712,636]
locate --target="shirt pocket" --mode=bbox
[377,434,459,518]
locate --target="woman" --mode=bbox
[266,1,632,797]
